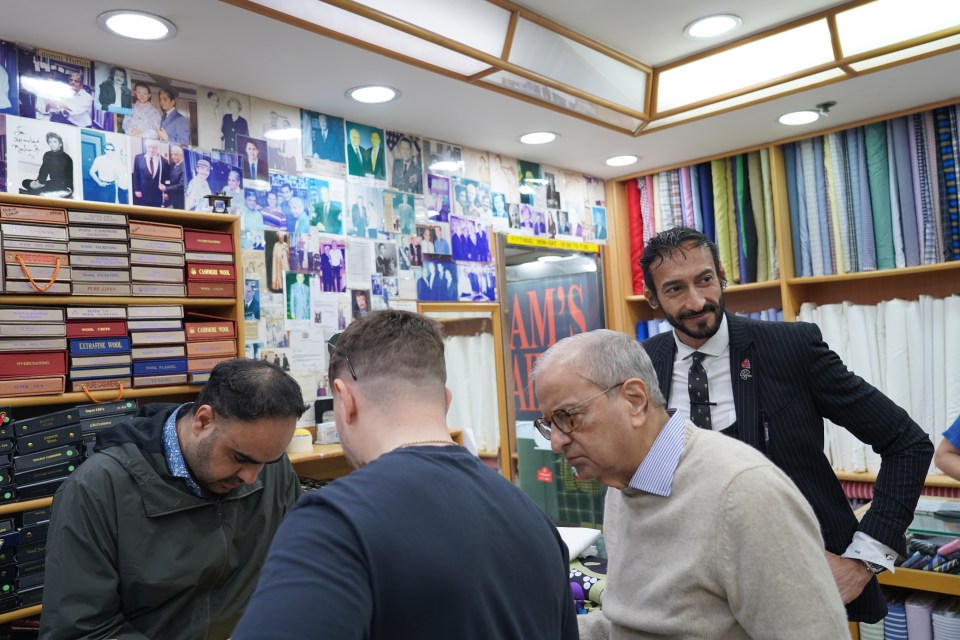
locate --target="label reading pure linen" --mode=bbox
[72,283,132,296]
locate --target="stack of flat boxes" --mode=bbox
[0,308,68,396]
[67,209,132,296]
[184,313,237,384]
[184,228,235,299]
[129,305,188,387]
[129,220,185,297]
[66,306,131,393]
[0,400,138,613]
[0,205,71,295]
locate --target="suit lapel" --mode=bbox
[726,314,762,452]
[649,335,676,404]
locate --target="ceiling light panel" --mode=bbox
[645,68,846,131]
[836,0,960,57]
[248,0,491,75]
[656,19,835,114]
[353,0,510,57]
[508,18,647,113]
[482,70,644,132]
[848,33,960,72]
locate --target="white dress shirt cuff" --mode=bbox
[842,531,898,573]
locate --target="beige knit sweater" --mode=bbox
[578,422,848,639]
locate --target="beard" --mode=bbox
[187,431,243,495]
[661,297,725,342]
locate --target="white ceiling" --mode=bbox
[3,0,959,180]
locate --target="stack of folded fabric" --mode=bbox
[933,597,960,639]
[883,592,908,640]
[906,591,938,640]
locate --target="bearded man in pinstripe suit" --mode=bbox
[639,226,933,623]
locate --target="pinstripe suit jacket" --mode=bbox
[642,312,933,622]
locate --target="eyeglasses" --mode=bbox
[533,383,624,439]
[326,332,357,381]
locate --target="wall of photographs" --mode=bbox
[0,38,608,405]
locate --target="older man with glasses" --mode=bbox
[533,329,848,640]
[235,310,577,639]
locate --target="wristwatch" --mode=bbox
[861,560,886,575]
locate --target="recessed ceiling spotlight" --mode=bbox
[683,14,741,39]
[519,132,558,145]
[346,85,400,104]
[97,10,177,40]
[778,110,820,126]
[605,155,639,167]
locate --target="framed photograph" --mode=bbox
[93,63,132,116]
[285,272,313,323]
[351,288,372,319]
[243,279,261,321]
[251,97,302,173]
[197,87,252,153]
[386,131,422,194]
[6,115,82,199]
[81,128,130,205]
[374,241,398,277]
[490,152,520,204]
[318,235,346,293]
[301,109,344,164]
[418,257,458,302]
[269,172,312,233]
[450,215,491,263]
[458,263,497,302]
[422,138,463,177]
[345,182,383,238]
[182,148,241,212]
[237,135,269,191]
[462,147,490,184]
[119,70,197,146]
[17,46,104,130]
[265,230,291,293]
[0,40,19,116]
[425,173,451,222]
[344,121,386,181]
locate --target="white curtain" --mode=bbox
[444,333,499,453]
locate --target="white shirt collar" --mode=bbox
[672,313,729,360]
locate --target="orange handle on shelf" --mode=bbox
[15,255,61,292]
[81,383,125,403]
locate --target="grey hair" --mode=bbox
[533,329,666,409]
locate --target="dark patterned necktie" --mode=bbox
[688,352,712,429]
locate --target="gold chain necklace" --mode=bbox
[395,439,456,449]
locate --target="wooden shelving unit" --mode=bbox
[603,100,960,613]
[0,192,242,625]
